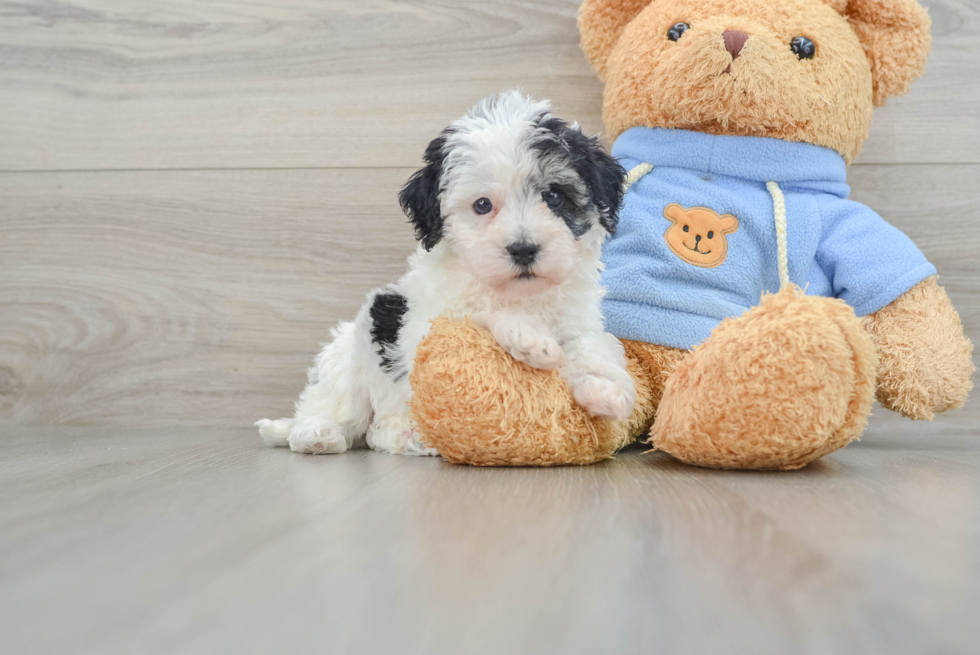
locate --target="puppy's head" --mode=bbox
[399,91,626,299]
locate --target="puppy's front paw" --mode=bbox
[494,325,565,370]
[571,374,636,421]
[288,416,348,454]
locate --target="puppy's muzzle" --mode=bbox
[507,241,541,269]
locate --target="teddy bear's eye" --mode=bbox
[791,36,816,60]
[667,23,689,42]
[683,225,690,233]
[707,231,715,239]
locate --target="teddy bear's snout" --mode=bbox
[723,30,749,60]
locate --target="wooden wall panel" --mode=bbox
[0,169,417,425]
[0,0,976,171]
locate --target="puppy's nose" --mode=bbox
[507,242,540,267]
[723,30,749,59]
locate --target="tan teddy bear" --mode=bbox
[409,0,974,469]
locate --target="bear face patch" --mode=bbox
[663,203,739,268]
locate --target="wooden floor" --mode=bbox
[2,417,979,654]
[2,0,980,652]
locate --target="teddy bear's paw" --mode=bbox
[287,415,349,455]
[570,373,636,422]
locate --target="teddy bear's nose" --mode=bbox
[723,30,749,59]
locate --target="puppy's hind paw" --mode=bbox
[404,432,440,458]
[571,375,636,422]
[368,416,439,457]
[288,416,349,455]
[256,418,293,448]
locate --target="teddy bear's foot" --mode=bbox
[409,317,639,466]
[650,286,879,471]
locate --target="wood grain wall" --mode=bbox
[2,0,978,427]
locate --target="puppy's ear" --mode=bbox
[842,0,931,105]
[584,140,627,234]
[579,0,654,79]
[562,127,627,234]
[399,131,451,251]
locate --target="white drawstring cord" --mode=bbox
[766,181,791,290]
[624,163,654,192]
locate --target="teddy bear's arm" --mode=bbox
[863,277,974,420]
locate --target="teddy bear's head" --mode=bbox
[579,0,930,163]
[663,203,739,268]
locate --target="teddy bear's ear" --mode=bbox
[579,0,654,79]
[719,214,739,233]
[663,204,684,224]
[841,0,932,106]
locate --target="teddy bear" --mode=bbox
[408,0,974,469]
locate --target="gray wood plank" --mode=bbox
[2,165,977,427]
[1,423,978,655]
[0,0,976,171]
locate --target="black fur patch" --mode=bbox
[545,182,594,238]
[369,291,408,372]
[533,117,627,234]
[399,129,453,251]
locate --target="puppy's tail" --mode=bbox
[255,418,294,448]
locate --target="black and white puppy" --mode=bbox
[257,92,635,455]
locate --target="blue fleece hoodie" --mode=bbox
[601,128,935,351]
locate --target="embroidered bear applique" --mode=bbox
[663,203,740,268]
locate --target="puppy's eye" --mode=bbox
[791,36,815,60]
[473,198,493,215]
[667,23,689,41]
[707,231,714,239]
[543,190,564,210]
[683,225,690,233]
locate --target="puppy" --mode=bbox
[256,91,635,456]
